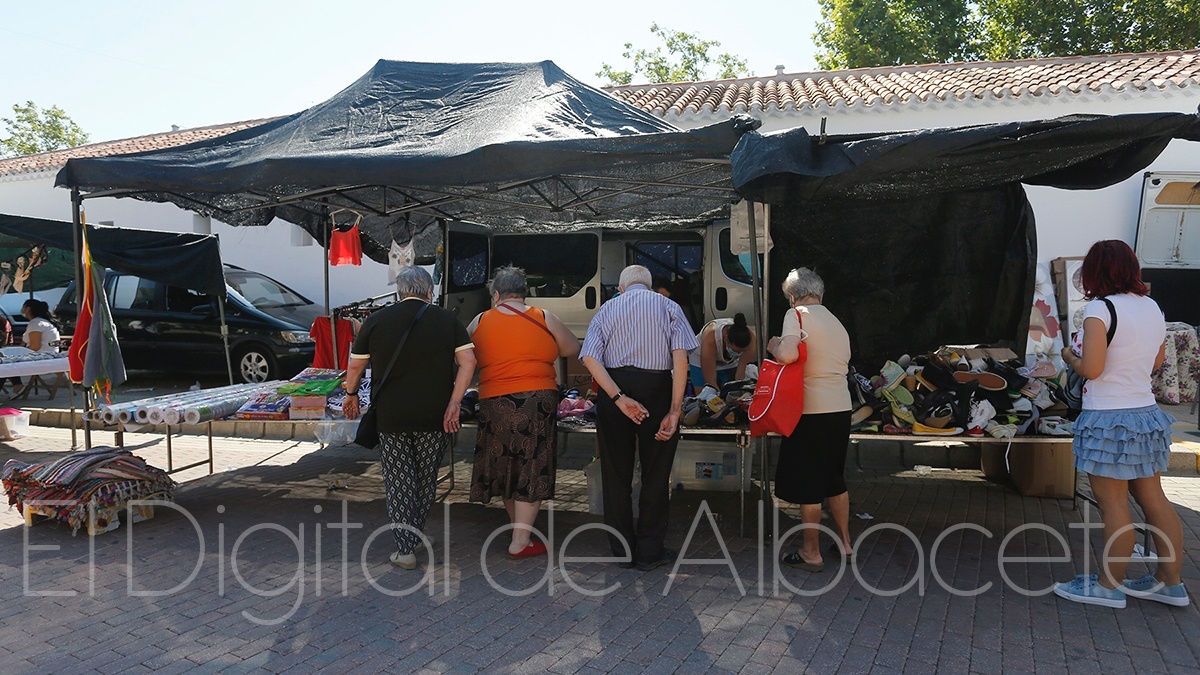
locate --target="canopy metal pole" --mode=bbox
[745,201,770,512]
[71,188,91,450]
[325,218,337,368]
[218,294,234,385]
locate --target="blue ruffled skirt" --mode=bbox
[1072,405,1175,479]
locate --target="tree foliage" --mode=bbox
[815,0,977,70]
[0,101,90,158]
[597,23,752,86]
[815,0,1200,69]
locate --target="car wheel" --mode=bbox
[236,346,276,383]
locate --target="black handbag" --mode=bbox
[354,303,428,448]
[1063,297,1116,411]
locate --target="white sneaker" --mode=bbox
[968,399,996,431]
[390,552,417,570]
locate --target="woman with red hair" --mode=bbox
[1054,240,1189,608]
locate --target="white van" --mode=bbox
[1133,171,1200,325]
[440,221,759,337]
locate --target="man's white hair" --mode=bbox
[619,265,653,290]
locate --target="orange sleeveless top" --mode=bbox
[473,306,559,399]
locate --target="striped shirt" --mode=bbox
[580,285,699,370]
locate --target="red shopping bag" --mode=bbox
[748,308,806,437]
[748,358,805,437]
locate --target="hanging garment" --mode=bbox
[388,238,415,285]
[310,316,355,369]
[329,224,363,266]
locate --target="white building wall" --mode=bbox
[667,89,1200,262]
[0,172,395,308]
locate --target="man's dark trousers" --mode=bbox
[596,368,680,565]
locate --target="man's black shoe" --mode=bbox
[635,549,677,572]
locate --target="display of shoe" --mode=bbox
[1037,416,1073,436]
[1053,574,1126,608]
[952,371,1007,392]
[1122,574,1191,607]
[880,385,913,407]
[878,360,906,391]
[912,423,964,435]
[851,405,874,426]
[1028,360,1058,379]
[985,357,1029,392]
[682,400,702,426]
[968,399,997,431]
[985,421,1017,439]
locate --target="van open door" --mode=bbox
[1134,172,1200,324]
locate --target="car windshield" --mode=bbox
[225,271,310,310]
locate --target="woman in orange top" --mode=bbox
[467,266,580,558]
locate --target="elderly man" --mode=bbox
[581,265,698,570]
[343,266,476,570]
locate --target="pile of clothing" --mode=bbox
[851,348,1074,437]
[2,446,175,534]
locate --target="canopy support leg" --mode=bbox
[71,188,92,451]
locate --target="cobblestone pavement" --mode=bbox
[0,422,1198,674]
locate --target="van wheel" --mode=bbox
[236,346,276,383]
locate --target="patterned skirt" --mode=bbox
[1072,405,1175,480]
[470,389,558,503]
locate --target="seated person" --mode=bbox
[688,313,756,390]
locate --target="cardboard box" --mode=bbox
[1007,442,1075,499]
[671,448,754,492]
[962,347,1019,362]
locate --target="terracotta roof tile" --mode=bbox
[0,118,278,178]
[607,50,1200,119]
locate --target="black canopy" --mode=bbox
[730,112,1200,369]
[0,214,225,296]
[56,60,757,262]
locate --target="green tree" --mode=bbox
[815,0,1200,69]
[597,23,752,86]
[976,0,1200,60]
[815,0,979,69]
[0,101,90,157]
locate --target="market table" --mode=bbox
[0,352,77,447]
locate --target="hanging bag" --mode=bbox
[354,303,429,448]
[748,307,807,437]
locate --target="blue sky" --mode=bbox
[1,0,822,144]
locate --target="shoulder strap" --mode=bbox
[1101,297,1117,345]
[498,302,555,340]
[373,303,429,392]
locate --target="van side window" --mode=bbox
[492,233,598,298]
[166,285,209,312]
[112,276,160,311]
[718,228,755,285]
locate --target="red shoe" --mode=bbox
[509,541,548,559]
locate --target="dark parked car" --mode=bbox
[56,267,321,383]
